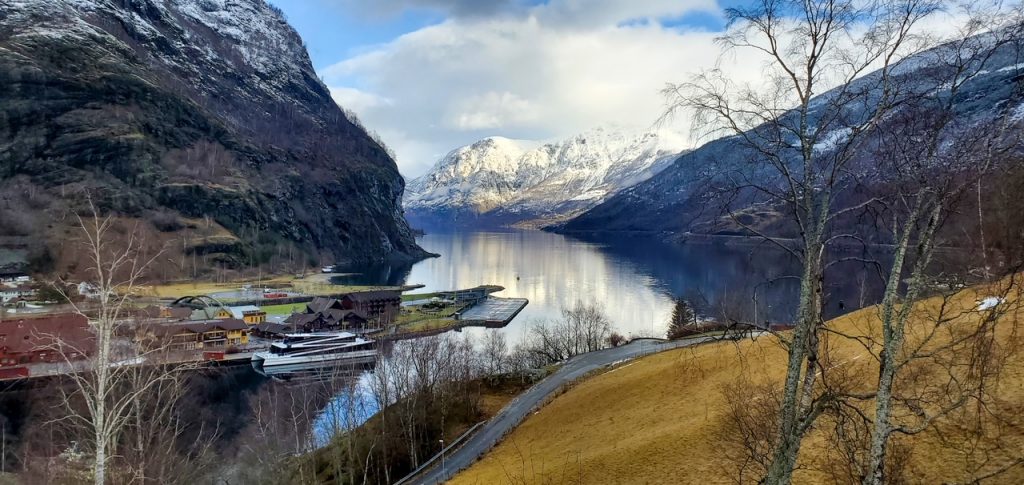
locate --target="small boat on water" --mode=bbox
[251,332,377,377]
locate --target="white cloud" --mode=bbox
[328,86,392,113]
[332,0,520,19]
[320,0,971,178]
[447,91,541,130]
[321,0,749,177]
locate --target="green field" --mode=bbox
[260,302,308,316]
[401,292,439,302]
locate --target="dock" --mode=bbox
[457,297,529,325]
[383,296,529,341]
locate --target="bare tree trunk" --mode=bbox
[863,198,936,485]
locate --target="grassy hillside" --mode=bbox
[451,280,1024,484]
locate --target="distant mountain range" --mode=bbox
[0,0,427,276]
[559,34,1024,249]
[403,127,685,229]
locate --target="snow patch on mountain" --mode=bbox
[404,127,686,226]
[7,0,312,109]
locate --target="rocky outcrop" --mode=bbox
[0,0,428,273]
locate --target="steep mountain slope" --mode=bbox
[561,35,1024,244]
[403,128,684,229]
[0,0,427,275]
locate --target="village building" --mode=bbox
[251,322,288,339]
[217,305,267,325]
[76,282,102,300]
[0,284,35,304]
[0,272,30,285]
[142,319,249,351]
[283,305,369,333]
[339,291,401,324]
[0,313,94,367]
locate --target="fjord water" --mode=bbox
[335,230,819,342]
[317,229,918,439]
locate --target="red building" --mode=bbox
[0,313,94,367]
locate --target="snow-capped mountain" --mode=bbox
[404,127,686,228]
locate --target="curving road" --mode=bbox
[408,336,719,484]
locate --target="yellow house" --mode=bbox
[149,319,249,350]
[220,305,267,325]
[224,324,249,346]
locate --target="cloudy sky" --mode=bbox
[266,0,766,178]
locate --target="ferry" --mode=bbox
[251,332,377,377]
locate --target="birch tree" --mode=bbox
[665,1,946,482]
[843,13,1024,483]
[49,198,182,484]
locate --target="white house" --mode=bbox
[1,284,35,303]
[77,282,102,300]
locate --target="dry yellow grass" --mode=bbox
[137,274,297,298]
[451,279,1024,485]
[139,273,393,299]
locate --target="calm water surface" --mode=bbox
[335,230,815,343]
[319,229,934,439]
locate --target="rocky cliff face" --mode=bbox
[0,0,427,274]
[403,127,684,229]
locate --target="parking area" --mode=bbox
[459,297,529,324]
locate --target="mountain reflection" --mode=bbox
[337,230,825,341]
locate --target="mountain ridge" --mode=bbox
[558,34,1024,250]
[403,126,685,229]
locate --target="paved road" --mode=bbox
[410,336,718,484]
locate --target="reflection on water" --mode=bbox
[317,230,946,444]
[334,230,831,343]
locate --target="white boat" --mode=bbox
[251,332,377,377]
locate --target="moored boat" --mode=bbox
[251,332,377,377]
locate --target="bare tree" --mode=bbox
[47,198,186,484]
[849,14,1024,483]
[665,1,973,481]
[481,331,510,377]
[119,352,217,484]
[523,302,613,365]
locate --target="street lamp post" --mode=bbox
[439,439,446,478]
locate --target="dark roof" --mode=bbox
[308,297,344,313]
[343,290,400,303]
[253,322,287,334]
[285,309,368,326]
[137,306,163,319]
[323,308,368,322]
[136,306,191,321]
[151,319,247,335]
[284,313,320,326]
[0,313,94,354]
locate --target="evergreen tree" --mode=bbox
[666,299,696,340]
